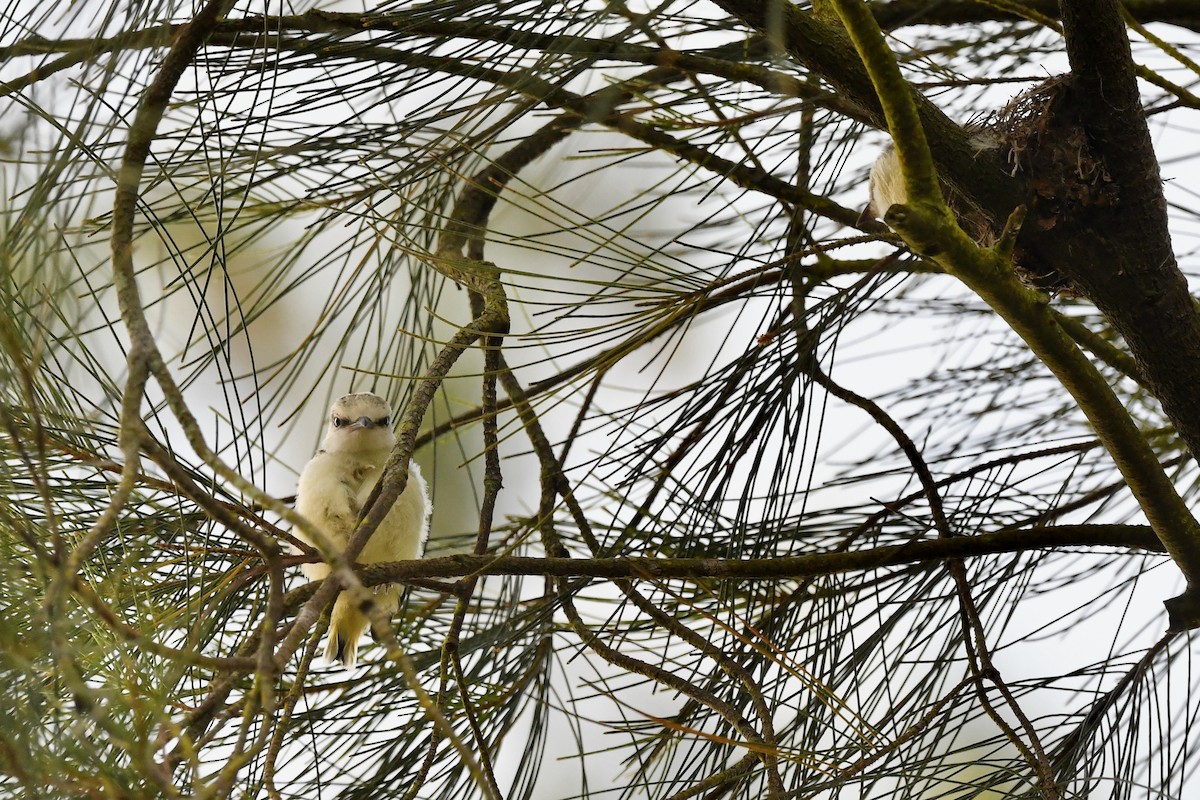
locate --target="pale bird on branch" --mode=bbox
[864,143,906,223]
[295,392,430,666]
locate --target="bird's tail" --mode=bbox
[325,586,401,666]
[326,593,368,667]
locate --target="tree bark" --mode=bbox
[1037,0,1200,475]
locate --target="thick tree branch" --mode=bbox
[1039,0,1200,484]
[830,0,1200,629]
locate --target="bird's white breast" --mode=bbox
[294,450,429,575]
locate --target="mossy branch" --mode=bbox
[887,200,1200,628]
[830,0,940,207]
[834,0,1200,630]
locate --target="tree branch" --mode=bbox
[826,0,1200,630]
[868,0,1200,32]
[344,524,1163,586]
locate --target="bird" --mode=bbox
[863,142,906,223]
[861,131,998,225]
[294,392,430,666]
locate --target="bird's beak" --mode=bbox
[345,416,374,431]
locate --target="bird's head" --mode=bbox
[321,392,396,454]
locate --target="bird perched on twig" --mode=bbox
[294,392,430,666]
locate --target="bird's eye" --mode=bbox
[377,416,390,427]
[332,416,345,428]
